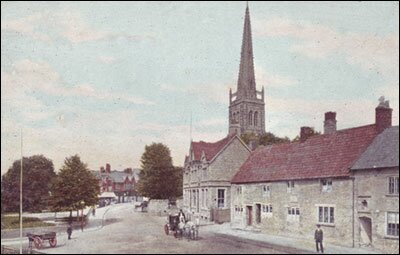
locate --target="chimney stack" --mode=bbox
[324,112,337,134]
[100,166,105,173]
[106,163,111,173]
[300,126,314,142]
[375,97,392,133]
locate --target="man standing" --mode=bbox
[314,224,324,253]
[67,222,73,240]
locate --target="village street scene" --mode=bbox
[1,1,399,254]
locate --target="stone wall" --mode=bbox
[353,168,399,254]
[208,138,250,182]
[176,198,183,209]
[147,199,169,215]
[232,178,354,247]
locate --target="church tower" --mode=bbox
[229,3,265,136]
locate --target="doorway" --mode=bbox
[246,206,253,226]
[359,217,372,246]
[255,203,261,224]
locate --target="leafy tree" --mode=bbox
[291,129,321,142]
[240,132,290,149]
[51,155,99,217]
[1,155,56,213]
[259,132,290,146]
[137,143,182,199]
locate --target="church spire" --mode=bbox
[237,2,256,100]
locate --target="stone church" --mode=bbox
[183,3,262,222]
[229,3,265,136]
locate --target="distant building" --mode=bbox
[231,100,395,252]
[92,163,141,203]
[351,122,399,253]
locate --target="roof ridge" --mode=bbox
[232,123,378,184]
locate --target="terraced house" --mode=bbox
[231,100,397,253]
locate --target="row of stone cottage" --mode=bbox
[182,101,399,253]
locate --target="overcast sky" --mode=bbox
[1,1,399,174]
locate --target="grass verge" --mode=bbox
[1,215,55,230]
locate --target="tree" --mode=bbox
[51,155,99,216]
[137,143,182,199]
[259,132,290,146]
[1,155,56,213]
[240,132,290,149]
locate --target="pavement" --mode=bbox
[202,223,381,254]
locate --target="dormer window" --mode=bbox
[287,181,295,193]
[321,179,332,192]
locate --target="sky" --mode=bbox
[1,1,399,174]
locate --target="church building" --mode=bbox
[229,3,265,136]
[183,3,260,222]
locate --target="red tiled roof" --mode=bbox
[232,124,378,184]
[191,134,236,162]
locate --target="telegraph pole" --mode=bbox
[20,129,23,254]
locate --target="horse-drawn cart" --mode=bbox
[164,214,180,237]
[27,232,57,249]
[164,214,198,240]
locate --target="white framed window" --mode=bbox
[262,185,270,197]
[321,179,332,192]
[217,189,225,208]
[388,177,399,195]
[287,181,295,193]
[387,212,399,237]
[262,204,273,218]
[234,205,244,217]
[318,206,335,224]
[193,189,196,208]
[287,207,300,221]
[236,186,242,196]
[205,189,208,207]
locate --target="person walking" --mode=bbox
[314,224,324,253]
[67,222,73,240]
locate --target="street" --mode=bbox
[12,203,283,254]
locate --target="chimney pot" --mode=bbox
[375,98,392,133]
[324,112,337,134]
[300,127,314,142]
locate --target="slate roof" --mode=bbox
[190,134,236,162]
[110,171,130,183]
[91,170,137,183]
[351,126,399,170]
[232,124,378,184]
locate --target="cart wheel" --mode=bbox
[164,224,169,235]
[49,238,57,247]
[33,237,43,249]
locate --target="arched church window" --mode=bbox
[248,111,253,125]
[254,112,258,126]
[233,112,236,123]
